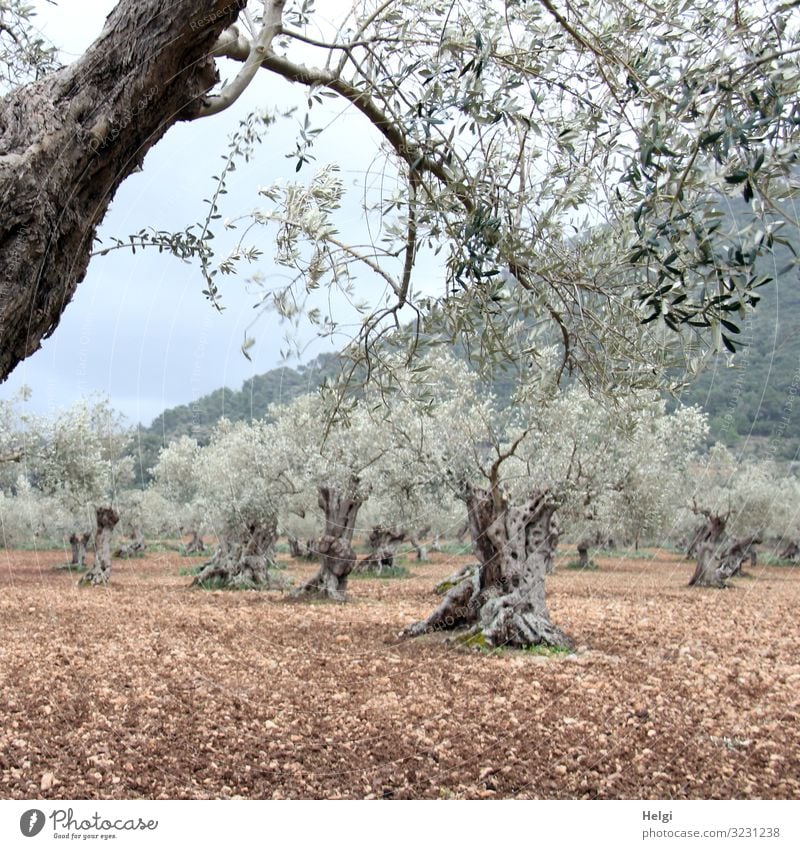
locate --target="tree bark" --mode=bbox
[403,487,572,649]
[719,534,761,578]
[183,529,206,555]
[68,531,90,567]
[115,524,146,558]
[79,507,119,586]
[191,521,286,590]
[0,0,243,380]
[688,512,728,588]
[355,525,406,574]
[686,521,712,560]
[576,540,591,570]
[293,482,363,601]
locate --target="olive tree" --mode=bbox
[682,444,794,586]
[574,398,709,556]
[388,352,708,647]
[150,435,210,554]
[0,476,72,551]
[0,1,797,387]
[34,398,134,584]
[267,391,430,600]
[190,418,291,589]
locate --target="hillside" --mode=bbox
[675,236,800,460]
[131,353,341,483]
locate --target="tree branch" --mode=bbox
[198,1,287,117]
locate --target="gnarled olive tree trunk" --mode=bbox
[403,486,572,649]
[115,524,146,558]
[68,531,90,567]
[355,525,406,574]
[183,529,206,555]
[0,0,242,380]
[689,512,728,588]
[293,483,363,601]
[191,521,286,590]
[79,507,119,586]
[719,534,760,579]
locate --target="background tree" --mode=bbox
[563,396,709,560]
[34,397,133,584]
[267,391,424,601]
[150,436,210,555]
[681,443,793,586]
[190,419,291,589]
[0,475,71,552]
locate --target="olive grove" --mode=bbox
[0,1,799,649]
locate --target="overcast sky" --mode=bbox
[0,1,397,425]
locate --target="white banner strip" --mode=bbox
[1,799,797,848]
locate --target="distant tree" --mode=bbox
[150,436,210,554]
[681,444,787,586]
[0,476,71,551]
[34,398,133,584]
[0,386,34,471]
[581,399,709,555]
[190,419,291,589]
[267,392,430,600]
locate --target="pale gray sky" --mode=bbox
[1,1,398,425]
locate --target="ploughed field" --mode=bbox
[1,546,798,799]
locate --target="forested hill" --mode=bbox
[132,353,341,483]
[674,238,800,461]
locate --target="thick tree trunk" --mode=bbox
[115,524,146,558]
[403,487,572,649]
[79,507,119,586]
[287,535,316,559]
[576,540,591,570]
[779,540,800,562]
[356,525,406,574]
[183,529,206,555]
[293,483,363,601]
[191,522,286,590]
[689,513,728,588]
[0,0,243,380]
[408,525,431,562]
[719,534,761,578]
[68,531,90,567]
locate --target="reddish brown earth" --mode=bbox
[1,547,798,799]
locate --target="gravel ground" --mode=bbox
[1,547,798,799]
